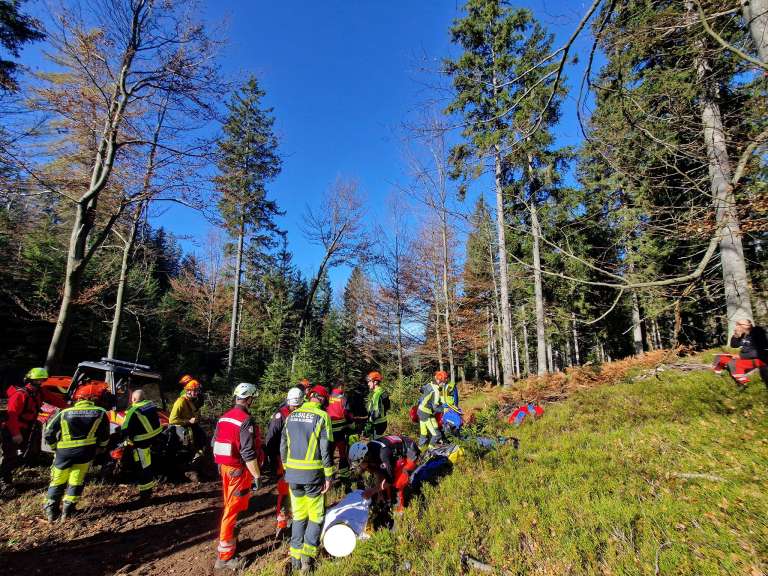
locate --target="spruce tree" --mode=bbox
[215,76,282,383]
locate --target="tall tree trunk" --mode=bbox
[107,204,143,358]
[521,306,531,376]
[654,319,663,349]
[395,304,404,381]
[546,340,554,373]
[530,201,548,375]
[45,31,138,371]
[227,216,246,383]
[631,291,644,355]
[565,336,572,367]
[572,312,581,366]
[439,218,456,383]
[491,146,516,386]
[513,331,520,378]
[743,0,768,63]
[689,3,754,337]
[434,300,444,371]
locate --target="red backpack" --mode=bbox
[327,394,347,421]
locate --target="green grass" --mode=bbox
[295,366,768,576]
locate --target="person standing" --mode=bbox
[327,384,353,491]
[264,386,304,531]
[1,367,48,498]
[365,371,389,438]
[43,384,109,521]
[212,382,263,571]
[280,385,333,574]
[121,389,163,503]
[417,372,445,451]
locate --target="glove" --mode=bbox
[252,476,261,492]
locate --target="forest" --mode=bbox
[0,0,765,405]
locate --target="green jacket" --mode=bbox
[366,386,390,425]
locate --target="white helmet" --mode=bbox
[234,382,257,399]
[349,442,369,469]
[287,387,304,407]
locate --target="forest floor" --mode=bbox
[0,468,291,575]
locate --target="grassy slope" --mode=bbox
[284,360,768,576]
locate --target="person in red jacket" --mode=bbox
[264,386,304,532]
[1,367,48,498]
[327,384,353,491]
[212,382,263,571]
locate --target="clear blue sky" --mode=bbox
[24,0,598,294]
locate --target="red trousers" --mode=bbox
[218,464,253,561]
[391,457,417,511]
[713,354,767,384]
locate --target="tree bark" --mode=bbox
[513,331,520,378]
[227,216,246,383]
[631,291,644,355]
[521,306,531,376]
[743,0,768,63]
[689,2,754,337]
[434,297,444,371]
[439,214,456,383]
[530,201,548,375]
[572,312,581,366]
[107,204,142,359]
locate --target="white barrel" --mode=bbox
[321,490,370,557]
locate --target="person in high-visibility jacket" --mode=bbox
[264,386,305,531]
[212,382,263,571]
[365,371,389,438]
[417,372,446,450]
[121,389,163,503]
[280,385,333,574]
[440,372,459,407]
[43,384,109,521]
[327,384,353,490]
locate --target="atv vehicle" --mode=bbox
[36,358,171,455]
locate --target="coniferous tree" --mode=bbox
[215,76,282,383]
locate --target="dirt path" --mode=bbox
[0,467,287,575]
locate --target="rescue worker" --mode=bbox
[43,384,109,521]
[280,385,333,574]
[349,435,419,513]
[212,382,262,571]
[713,320,768,385]
[438,371,459,407]
[0,367,47,498]
[365,371,389,438]
[264,386,305,531]
[417,372,445,451]
[121,389,163,503]
[327,384,352,490]
[169,377,206,456]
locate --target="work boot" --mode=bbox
[43,501,60,522]
[0,480,17,499]
[213,556,246,571]
[61,501,77,520]
[290,558,302,573]
[300,557,314,574]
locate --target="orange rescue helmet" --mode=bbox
[184,379,202,392]
[298,378,310,389]
[366,371,382,383]
[434,370,449,383]
[179,374,195,386]
[73,383,106,402]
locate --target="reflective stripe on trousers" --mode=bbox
[289,483,325,560]
[133,446,156,492]
[218,464,253,561]
[46,461,92,503]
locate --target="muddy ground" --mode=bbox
[0,465,289,575]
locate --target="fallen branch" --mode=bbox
[460,552,511,575]
[655,541,672,576]
[671,472,726,482]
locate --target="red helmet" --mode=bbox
[366,371,382,383]
[434,371,449,383]
[309,385,329,401]
[73,383,107,402]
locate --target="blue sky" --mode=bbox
[22,0,599,294]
